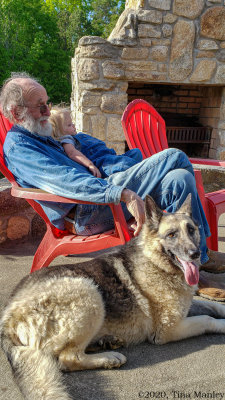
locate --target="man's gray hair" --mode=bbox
[0,72,39,122]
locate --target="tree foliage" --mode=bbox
[0,0,125,103]
[90,0,125,38]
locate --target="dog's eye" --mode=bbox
[167,232,176,239]
[188,224,195,235]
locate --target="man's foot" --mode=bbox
[197,271,225,302]
[201,249,225,273]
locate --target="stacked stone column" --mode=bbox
[72,37,128,153]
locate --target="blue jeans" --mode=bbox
[74,148,210,264]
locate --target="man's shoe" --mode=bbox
[197,272,225,302]
[201,249,225,273]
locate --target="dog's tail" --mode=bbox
[1,330,72,400]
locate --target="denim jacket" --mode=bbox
[3,126,125,229]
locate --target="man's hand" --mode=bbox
[88,164,102,178]
[121,189,145,237]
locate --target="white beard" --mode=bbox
[20,112,52,137]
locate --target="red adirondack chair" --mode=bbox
[0,112,133,273]
[122,99,225,251]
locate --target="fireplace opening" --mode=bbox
[127,83,222,158]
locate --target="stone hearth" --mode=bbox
[0,179,46,244]
[71,0,225,159]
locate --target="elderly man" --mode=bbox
[1,72,225,300]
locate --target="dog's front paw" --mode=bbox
[101,351,127,369]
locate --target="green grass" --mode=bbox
[0,172,4,179]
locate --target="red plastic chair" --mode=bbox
[122,99,225,251]
[0,112,133,273]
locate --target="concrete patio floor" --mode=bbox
[0,216,225,400]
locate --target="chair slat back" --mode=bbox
[0,113,13,156]
[0,112,17,185]
[121,99,168,158]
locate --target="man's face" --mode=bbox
[17,79,52,136]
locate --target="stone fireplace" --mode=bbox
[71,0,225,159]
[127,83,221,157]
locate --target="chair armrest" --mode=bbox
[11,186,104,205]
[189,157,225,167]
[11,186,133,241]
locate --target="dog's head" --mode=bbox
[142,194,201,286]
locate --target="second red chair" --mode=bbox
[122,99,225,251]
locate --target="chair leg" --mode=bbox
[194,170,209,221]
[194,170,219,251]
[206,199,219,251]
[206,235,218,252]
[30,228,60,273]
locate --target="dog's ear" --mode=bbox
[178,193,192,216]
[145,195,163,230]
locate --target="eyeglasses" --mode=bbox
[21,102,52,114]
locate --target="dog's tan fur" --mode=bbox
[1,195,225,400]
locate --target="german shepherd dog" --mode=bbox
[1,195,225,400]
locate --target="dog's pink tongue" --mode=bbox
[178,259,199,286]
